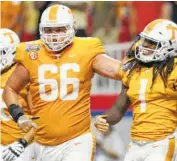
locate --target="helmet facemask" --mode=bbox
[0,44,16,72]
[135,34,171,63]
[40,22,76,52]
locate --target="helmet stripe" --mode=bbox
[49,5,59,21]
[144,19,162,34]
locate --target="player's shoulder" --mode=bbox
[74,37,102,46]
[16,40,42,63]
[72,37,104,59]
[17,40,42,52]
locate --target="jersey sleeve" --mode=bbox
[15,42,34,71]
[15,43,27,67]
[84,37,105,75]
[91,37,105,56]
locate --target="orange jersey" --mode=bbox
[1,1,23,33]
[120,59,177,141]
[15,37,105,145]
[1,65,31,145]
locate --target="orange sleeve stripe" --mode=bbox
[49,5,59,21]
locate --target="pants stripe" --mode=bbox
[165,138,175,161]
[91,131,96,161]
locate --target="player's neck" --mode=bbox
[48,43,72,59]
[55,43,72,54]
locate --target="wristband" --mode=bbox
[19,138,28,148]
[8,104,24,122]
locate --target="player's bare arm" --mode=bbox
[105,84,130,125]
[3,63,29,106]
[93,54,122,80]
[94,85,130,133]
[23,127,34,144]
[3,64,37,131]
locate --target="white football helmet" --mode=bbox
[135,19,177,63]
[39,4,77,52]
[0,29,20,72]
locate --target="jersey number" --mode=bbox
[38,63,80,101]
[139,79,148,112]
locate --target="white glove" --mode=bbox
[18,115,38,132]
[2,141,25,161]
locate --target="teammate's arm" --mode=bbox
[106,84,130,125]
[92,54,122,80]
[94,85,130,133]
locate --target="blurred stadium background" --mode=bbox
[1,1,177,161]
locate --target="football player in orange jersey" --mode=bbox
[1,1,25,38]
[0,29,36,161]
[2,4,123,161]
[95,19,177,161]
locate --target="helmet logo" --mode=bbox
[167,25,177,40]
[4,32,14,44]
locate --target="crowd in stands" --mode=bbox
[2,1,177,45]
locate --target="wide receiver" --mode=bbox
[0,29,35,161]
[3,4,123,161]
[95,19,177,161]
